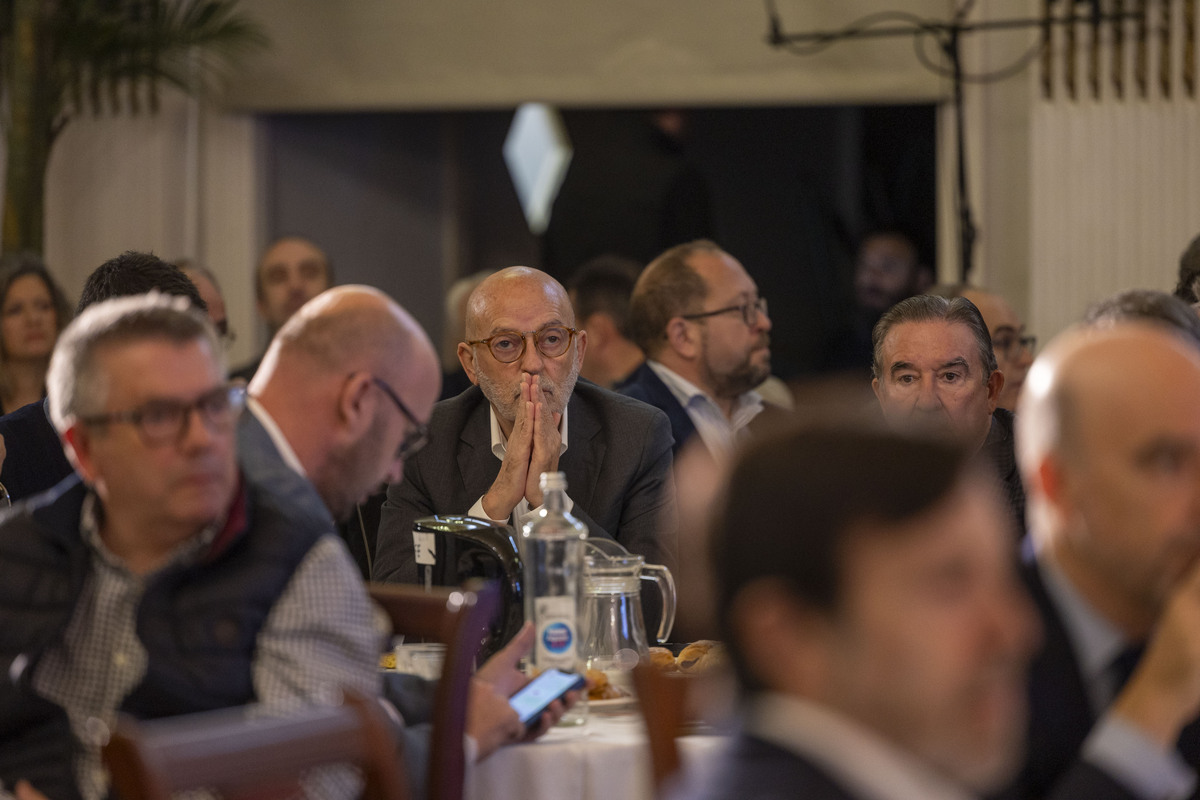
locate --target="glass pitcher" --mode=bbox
[580,539,676,703]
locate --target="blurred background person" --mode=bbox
[1172,231,1200,304]
[176,259,232,343]
[439,269,495,401]
[568,254,645,388]
[1082,287,1200,346]
[824,228,931,375]
[232,236,333,381]
[936,285,1035,412]
[0,255,72,415]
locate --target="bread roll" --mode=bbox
[648,647,678,672]
[677,640,726,674]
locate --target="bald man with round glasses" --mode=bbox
[372,266,677,586]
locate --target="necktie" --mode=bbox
[1109,642,1145,699]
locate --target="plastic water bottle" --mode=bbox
[522,471,588,725]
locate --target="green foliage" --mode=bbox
[0,0,267,252]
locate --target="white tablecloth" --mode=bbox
[465,709,728,800]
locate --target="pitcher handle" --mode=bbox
[640,563,676,643]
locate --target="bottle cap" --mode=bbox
[539,471,567,491]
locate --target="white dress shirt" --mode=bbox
[747,693,976,800]
[646,360,762,459]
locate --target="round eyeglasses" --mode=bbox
[466,325,578,364]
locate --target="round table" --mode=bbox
[465,708,728,800]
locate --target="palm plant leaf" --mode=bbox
[51,0,266,123]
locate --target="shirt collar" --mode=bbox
[79,491,217,576]
[646,359,763,421]
[487,403,569,460]
[747,693,977,800]
[248,397,306,477]
[1037,555,1128,711]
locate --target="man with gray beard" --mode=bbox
[372,266,677,585]
[621,240,772,460]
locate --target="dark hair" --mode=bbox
[1083,288,1200,347]
[48,294,220,430]
[77,251,206,315]
[568,255,641,339]
[0,255,74,405]
[0,254,73,338]
[711,424,969,690]
[1174,233,1200,303]
[871,294,997,380]
[629,239,721,355]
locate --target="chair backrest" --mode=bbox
[632,664,692,797]
[368,580,500,800]
[103,689,409,800]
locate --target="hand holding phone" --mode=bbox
[508,669,586,728]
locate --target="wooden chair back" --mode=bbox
[103,688,408,800]
[632,664,693,796]
[368,580,500,800]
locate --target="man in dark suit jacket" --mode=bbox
[872,294,1026,536]
[1000,322,1200,800]
[373,266,677,585]
[619,240,772,460]
[691,423,1037,800]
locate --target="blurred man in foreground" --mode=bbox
[0,294,376,800]
[1004,322,1200,800]
[695,423,1037,800]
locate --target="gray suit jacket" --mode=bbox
[372,380,678,584]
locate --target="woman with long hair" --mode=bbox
[0,255,72,414]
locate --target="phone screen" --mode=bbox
[509,669,585,726]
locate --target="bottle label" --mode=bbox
[533,595,577,671]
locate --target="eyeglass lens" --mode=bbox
[487,327,572,363]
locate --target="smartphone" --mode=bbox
[509,668,586,727]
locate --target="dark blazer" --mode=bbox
[994,558,1200,800]
[0,399,74,503]
[689,734,868,800]
[372,380,677,584]
[616,362,699,458]
[984,408,1027,537]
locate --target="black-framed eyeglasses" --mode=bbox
[370,376,430,460]
[465,325,578,364]
[992,333,1037,357]
[79,382,247,446]
[680,297,768,327]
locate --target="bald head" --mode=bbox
[251,285,440,520]
[959,288,1032,411]
[1017,322,1200,634]
[259,286,434,382]
[1017,323,1200,479]
[464,266,576,340]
